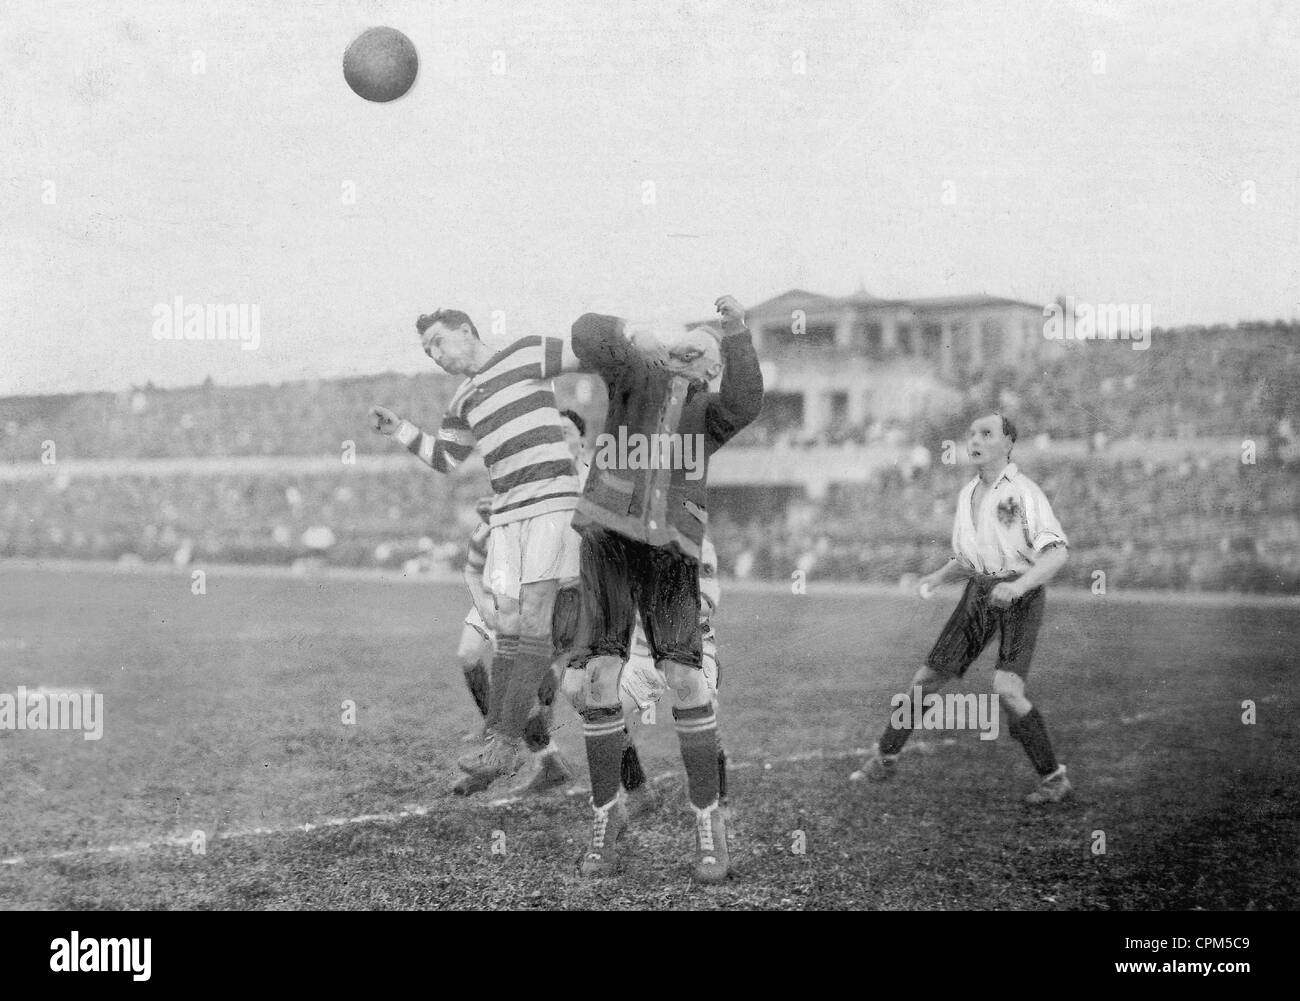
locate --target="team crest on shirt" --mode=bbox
[996,495,1023,527]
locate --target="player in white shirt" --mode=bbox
[853,413,1073,804]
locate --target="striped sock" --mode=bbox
[674,704,720,809]
[486,634,518,731]
[583,706,626,808]
[1008,705,1060,777]
[500,634,554,740]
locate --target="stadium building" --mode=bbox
[697,288,1046,499]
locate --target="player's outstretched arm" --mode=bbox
[706,296,764,446]
[368,405,474,474]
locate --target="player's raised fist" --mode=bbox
[714,295,746,335]
[369,405,401,436]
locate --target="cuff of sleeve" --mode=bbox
[394,420,420,447]
[1033,533,1067,552]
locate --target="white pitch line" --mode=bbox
[3,697,1269,869]
[0,744,902,868]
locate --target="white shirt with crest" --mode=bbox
[951,463,1068,576]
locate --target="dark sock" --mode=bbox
[486,635,517,731]
[717,746,728,804]
[879,718,914,757]
[1008,705,1059,777]
[523,706,553,753]
[674,704,720,809]
[462,661,490,718]
[879,687,925,756]
[620,733,646,791]
[583,706,626,807]
[500,634,553,740]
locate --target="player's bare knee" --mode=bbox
[560,666,587,712]
[663,660,709,708]
[585,654,623,707]
[913,665,947,693]
[993,671,1031,715]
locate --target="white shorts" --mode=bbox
[484,510,575,600]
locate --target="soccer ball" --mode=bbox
[343,27,419,103]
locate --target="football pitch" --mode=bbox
[0,564,1296,911]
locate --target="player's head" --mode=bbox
[627,320,723,386]
[559,408,586,462]
[967,412,1018,467]
[417,309,480,375]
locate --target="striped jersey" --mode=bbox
[395,336,579,526]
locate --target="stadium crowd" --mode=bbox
[2,452,1294,593]
[1,320,1294,593]
[2,323,1294,461]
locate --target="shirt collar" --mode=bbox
[995,462,1019,485]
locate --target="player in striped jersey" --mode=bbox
[370,308,581,788]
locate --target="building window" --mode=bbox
[860,322,884,359]
[921,322,944,359]
[767,322,836,350]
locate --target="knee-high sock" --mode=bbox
[486,634,517,731]
[524,705,554,753]
[717,745,728,804]
[620,730,646,791]
[674,704,720,809]
[500,634,553,740]
[1007,705,1059,776]
[583,706,626,807]
[879,713,914,757]
[462,661,490,718]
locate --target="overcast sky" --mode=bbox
[2,0,1297,396]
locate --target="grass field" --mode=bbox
[0,564,1296,910]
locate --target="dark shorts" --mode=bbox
[926,575,1046,679]
[577,527,703,669]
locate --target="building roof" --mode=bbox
[748,289,1044,315]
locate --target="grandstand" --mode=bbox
[1,309,1296,594]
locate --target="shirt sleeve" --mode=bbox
[1021,480,1068,552]
[394,409,475,474]
[704,331,764,448]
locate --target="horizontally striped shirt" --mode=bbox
[395,336,579,526]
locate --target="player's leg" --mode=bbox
[495,511,570,747]
[577,529,637,877]
[701,627,727,807]
[480,523,522,737]
[504,583,581,797]
[854,578,995,782]
[645,546,727,883]
[456,611,493,737]
[617,632,665,816]
[993,586,1070,803]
